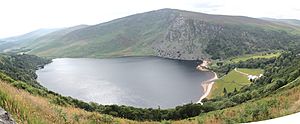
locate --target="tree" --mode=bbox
[234,88,238,93]
[223,88,228,96]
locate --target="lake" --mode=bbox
[36,57,213,108]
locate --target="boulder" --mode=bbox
[0,107,16,124]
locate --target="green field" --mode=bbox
[209,52,278,97]
[230,52,282,63]
[209,68,264,98]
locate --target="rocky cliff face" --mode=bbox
[153,12,223,60]
[0,107,16,124]
[152,9,297,60]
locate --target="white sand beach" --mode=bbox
[196,60,218,104]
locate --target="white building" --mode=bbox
[248,75,258,80]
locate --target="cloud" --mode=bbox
[294,8,300,12]
[193,2,222,8]
[191,0,223,9]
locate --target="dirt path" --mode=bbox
[234,68,249,76]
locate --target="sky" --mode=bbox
[0,0,299,38]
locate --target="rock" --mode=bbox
[0,107,16,124]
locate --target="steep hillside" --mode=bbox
[16,9,300,60]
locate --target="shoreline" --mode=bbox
[196,60,210,71]
[196,61,218,105]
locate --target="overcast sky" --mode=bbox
[0,0,299,38]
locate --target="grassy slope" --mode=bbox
[0,73,156,124]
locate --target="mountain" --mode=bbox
[262,18,300,27]
[5,9,300,60]
[0,28,59,52]
[2,29,58,42]
[23,25,89,53]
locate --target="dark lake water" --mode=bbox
[36,57,213,108]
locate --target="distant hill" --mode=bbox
[23,25,89,52]
[0,28,59,52]
[2,29,58,42]
[4,9,300,60]
[262,18,300,27]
